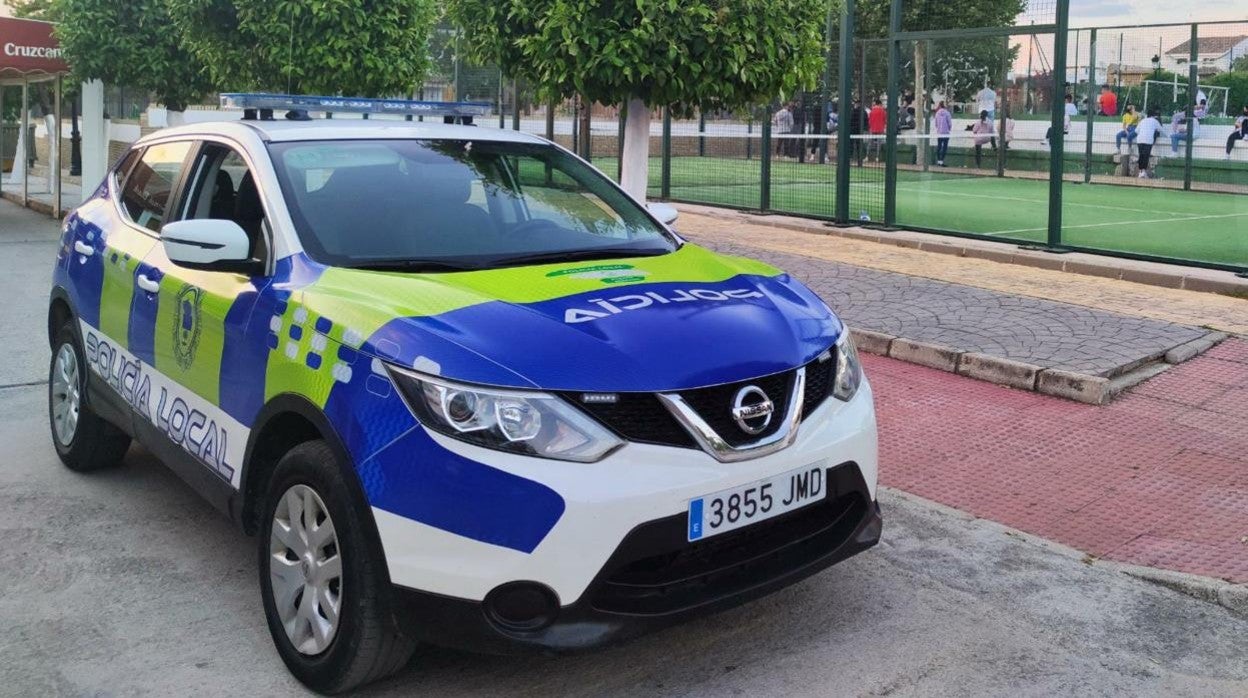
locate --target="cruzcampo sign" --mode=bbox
[0,17,69,76]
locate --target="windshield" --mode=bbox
[267,138,678,270]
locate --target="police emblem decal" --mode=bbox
[173,284,203,370]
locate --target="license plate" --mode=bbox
[687,464,827,541]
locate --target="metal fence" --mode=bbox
[465,7,1246,274]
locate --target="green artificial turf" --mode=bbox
[613,155,1247,267]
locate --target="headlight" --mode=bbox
[387,366,623,463]
[832,330,862,402]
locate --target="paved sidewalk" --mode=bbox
[870,339,1248,585]
[676,208,1248,335]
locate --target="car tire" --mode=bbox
[258,440,415,694]
[49,321,131,472]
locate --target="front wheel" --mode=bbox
[258,440,414,694]
[49,321,130,471]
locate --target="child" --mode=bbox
[1136,107,1163,178]
[934,101,952,166]
[971,110,994,168]
[1115,105,1140,153]
[1226,105,1248,159]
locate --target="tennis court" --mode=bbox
[631,154,1248,267]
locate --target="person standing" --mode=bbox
[934,100,952,166]
[1227,105,1248,159]
[772,102,793,157]
[1136,107,1163,178]
[971,110,994,168]
[976,84,997,121]
[866,99,887,162]
[1098,85,1118,117]
[1115,104,1140,153]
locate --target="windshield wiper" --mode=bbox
[492,247,672,268]
[344,259,481,273]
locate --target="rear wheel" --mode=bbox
[49,321,130,471]
[259,440,414,694]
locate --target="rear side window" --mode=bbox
[119,142,192,232]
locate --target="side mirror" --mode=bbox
[161,219,259,274]
[646,202,679,226]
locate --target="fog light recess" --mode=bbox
[483,581,560,632]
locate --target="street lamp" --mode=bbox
[1151,54,1161,79]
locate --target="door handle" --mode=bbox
[136,274,161,294]
[73,241,93,256]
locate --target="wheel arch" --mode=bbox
[48,287,75,347]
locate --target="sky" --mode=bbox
[1068,0,1245,26]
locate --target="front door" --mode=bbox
[132,141,272,492]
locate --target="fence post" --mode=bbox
[997,36,1009,177]
[1044,0,1070,250]
[834,0,855,224]
[819,5,835,165]
[884,0,901,227]
[512,79,521,131]
[698,110,706,157]
[761,105,772,211]
[1184,23,1197,191]
[617,103,626,182]
[661,107,672,200]
[498,69,506,129]
[747,118,753,160]
[1084,29,1097,184]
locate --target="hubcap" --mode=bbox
[51,344,81,447]
[269,484,342,655]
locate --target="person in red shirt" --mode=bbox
[1098,86,1118,117]
[866,99,887,162]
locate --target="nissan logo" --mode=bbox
[731,385,774,435]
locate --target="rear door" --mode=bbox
[65,141,192,424]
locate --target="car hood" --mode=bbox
[299,244,842,392]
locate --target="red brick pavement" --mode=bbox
[870,338,1248,583]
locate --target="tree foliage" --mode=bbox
[167,0,437,97]
[9,0,59,20]
[1206,70,1248,115]
[448,0,827,113]
[52,0,213,111]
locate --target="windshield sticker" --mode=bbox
[545,264,650,284]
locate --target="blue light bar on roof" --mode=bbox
[219,93,492,118]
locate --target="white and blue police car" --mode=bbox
[47,94,880,693]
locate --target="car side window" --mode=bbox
[180,144,269,262]
[119,142,193,232]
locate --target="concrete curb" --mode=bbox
[0,192,56,218]
[675,203,1248,297]
[884,487,1248,619]
[848,328,1226,404]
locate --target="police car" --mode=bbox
[47,94,881,693]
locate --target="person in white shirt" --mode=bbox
[1135,107,1163,178]
[976,85,997,120]
[1042,94,1077,147]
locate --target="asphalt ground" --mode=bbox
[2,200,1246,696]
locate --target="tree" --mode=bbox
[1232,54,1248,74]
[49,0,214,113]
[167,0,437,98]
[9,0,59,20]
[450,0,826,200]
[1206,70,1248,117]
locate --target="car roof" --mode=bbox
[135,118,551,146]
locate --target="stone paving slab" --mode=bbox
[687,232,1213,383]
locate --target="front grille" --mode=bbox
[679,370,795,447]
[590,465,870,615]
[802,351,836,417]
[564,350,836,451]
[565,392,696,448]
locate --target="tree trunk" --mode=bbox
[914,41,928,169]
[619,96,650,202]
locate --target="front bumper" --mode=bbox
[390,464,881,654]
[371,378,879,606]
